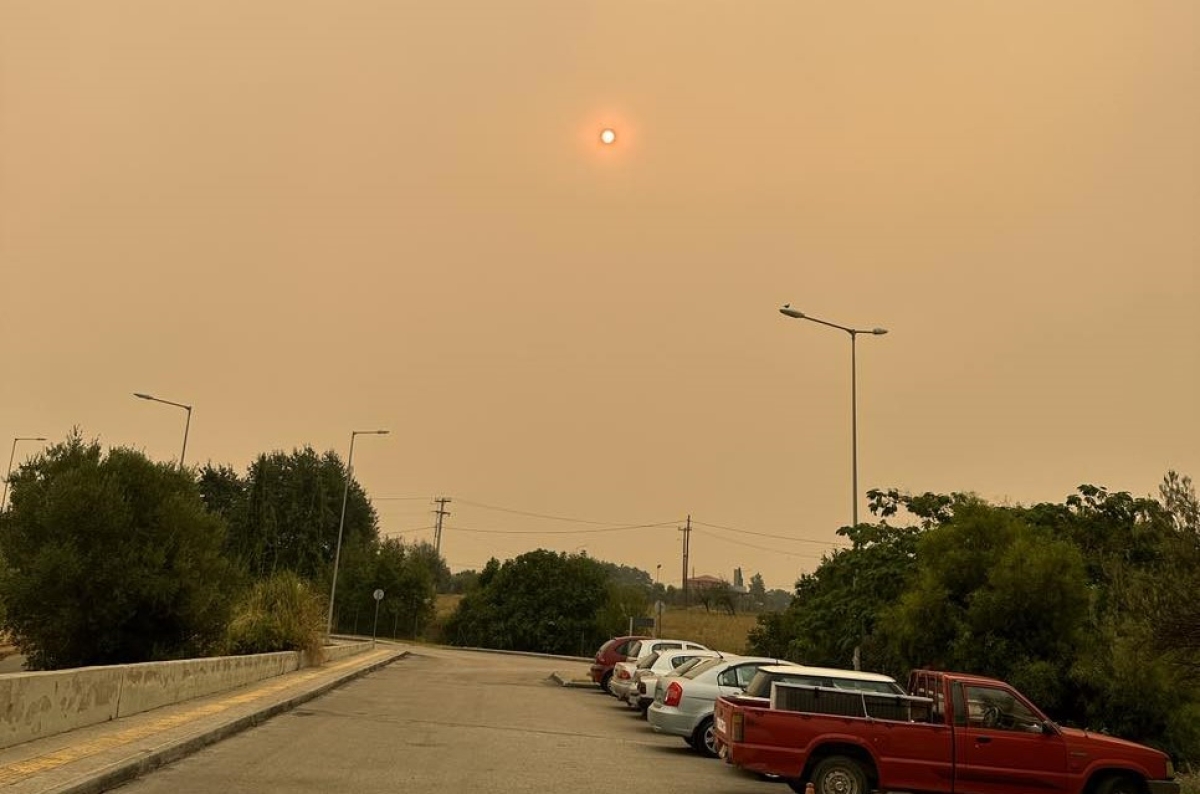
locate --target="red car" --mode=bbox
[589,635,648,692]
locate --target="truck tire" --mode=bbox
[690,717,718,758]
[1096,774,1147,794]
[808,755,871,794]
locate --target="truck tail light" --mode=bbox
[665,681,683,707]
[732,712,744,743]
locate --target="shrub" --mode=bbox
[225,572,325,662]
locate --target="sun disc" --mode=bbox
[600,128,617,145]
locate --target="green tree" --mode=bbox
[0,433,237,668]
[747,520,921,673]
[221,447,379,582]
[445,550,611,654]
[747,573,767,610]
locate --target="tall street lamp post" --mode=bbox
[133,393,193,469]
[3,436,47,511]
[779,305,888,528]
[326,429,390,637]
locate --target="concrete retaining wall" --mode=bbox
[0,641,374,751]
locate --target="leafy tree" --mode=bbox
[747,519,920,673]
[445,550,612,654]
[201,447,379,583]
[0,433,237,668]
[333,538,438,637]
[446,569,480,594]
[747,573,767,609]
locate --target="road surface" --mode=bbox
[117,646,776,794]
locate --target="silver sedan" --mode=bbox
[646,656,793,757]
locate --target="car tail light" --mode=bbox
[618,669,630,680]
[638,682,647,694]
[665,681,683,707]
[732,712,744,743]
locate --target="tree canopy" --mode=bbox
[0,434,237,668]
[747,474,1200,759]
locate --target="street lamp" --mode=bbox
[3,436,47,511]
[326,429,390,636]
[133,393,193,469]
[779,305,888,528]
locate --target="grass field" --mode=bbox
[652,607,760,654]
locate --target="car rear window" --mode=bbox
[682,658,725,678]
[626,641,642,657]
[637,652,660,670]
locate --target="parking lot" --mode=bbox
[116,645,777,794]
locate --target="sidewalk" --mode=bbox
[0,643,409,794]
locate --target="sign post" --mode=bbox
[372,589,385,647]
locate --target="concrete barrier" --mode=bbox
[0,641,375,751]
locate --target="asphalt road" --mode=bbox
[116,646,779,794]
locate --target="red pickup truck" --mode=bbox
[713,668,1179,794]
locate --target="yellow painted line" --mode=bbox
[0,651,395,787]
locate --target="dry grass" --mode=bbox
[654,607,761,655]
[1180,773,1199,794]
[434,594,463,619]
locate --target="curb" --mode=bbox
[549,671,597,689]
[47,649,409,794]
[453,646,593,663]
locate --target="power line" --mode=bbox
[690,528,838,561]
[692,519,852,548]
[454,498,653,527]
[372,496,433,501]
[443,520,677,536]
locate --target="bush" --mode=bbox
[225,572,325,662]
[0,434,237,668]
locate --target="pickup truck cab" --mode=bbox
[714,668,1179,794]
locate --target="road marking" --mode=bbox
[0,651,395,787]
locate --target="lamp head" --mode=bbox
[779,305,805,319]
[134,392,153,400]
[871,328,889,335]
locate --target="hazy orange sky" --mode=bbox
[2,2,1196,589]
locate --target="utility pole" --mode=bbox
[678,514,691,607]
[433,497,451,556]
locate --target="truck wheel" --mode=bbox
[1096,774,1146,794]
[690,717,718,758]
[809,755,870,794]
[600,670,613,692]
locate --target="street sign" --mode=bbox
[373,589,384,601]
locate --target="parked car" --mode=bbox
[589,635,647,692]
[646,655,794,757]
[608,638,710,700]
[623,649,723,711]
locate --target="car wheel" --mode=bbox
[1096,775,1146,794]
[600,670,613,693]
[691,717,718,758]
[807,755,870,794]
